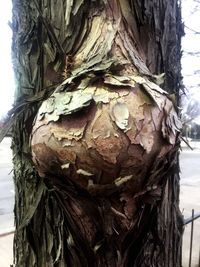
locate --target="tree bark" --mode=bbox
[12,0,183,266]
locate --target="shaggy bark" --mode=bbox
[11,0,183,266]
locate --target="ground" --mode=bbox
[0,137,14,235]
[0,138,199,267]
[180,148,200,266]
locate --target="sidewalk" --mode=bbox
[0,232,14,267]
[0,137,14,266]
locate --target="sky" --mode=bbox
[182,0,200,88]
[0,0,14,119]
[181,0,200,123]
[0,0,199,121]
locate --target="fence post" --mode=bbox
[189,209,194,267]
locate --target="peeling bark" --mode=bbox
[12,0,183,266]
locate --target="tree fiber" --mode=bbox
[12,0,183,266]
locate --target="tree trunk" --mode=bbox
[12,0,183,266]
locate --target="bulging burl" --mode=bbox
[31,74,181,195]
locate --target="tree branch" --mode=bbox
[184,24,200,34]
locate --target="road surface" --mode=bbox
[0,137,14,234]
[180,150,200,267]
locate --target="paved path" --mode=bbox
[0,233,13,267]
[180,150,200,267]
[0,138,14,267]
[0,137,14,235]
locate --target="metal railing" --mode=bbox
[183,209,200,267]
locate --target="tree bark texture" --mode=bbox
[12,1,183,266]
